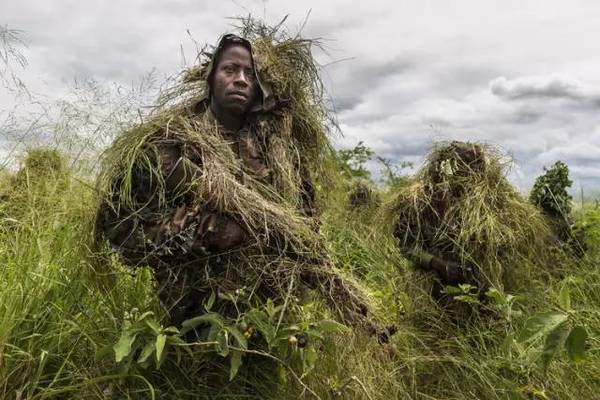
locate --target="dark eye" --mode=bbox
[222,65,235,73]
[245,68,255,81]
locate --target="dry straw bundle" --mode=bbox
[390,141,552,290]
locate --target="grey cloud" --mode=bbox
[324,55,415,113]
[511,108,542,124]
[434,65,502,98]
[490,75,584,100]
[571,165,600,179]
[332,96,362,112]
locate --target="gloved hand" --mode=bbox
[428,255,474,284]
[195,213,246,253]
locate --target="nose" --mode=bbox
[233,70,250,87]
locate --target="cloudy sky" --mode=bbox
[3,0,600,193]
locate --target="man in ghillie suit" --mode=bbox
[390,141,551,297]
[95,21,384,338]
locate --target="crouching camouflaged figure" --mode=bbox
[393,143,482,290]
[96,32,385,338]
[391,141,552,298]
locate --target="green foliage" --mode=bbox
[12,148,67,188]
[335,143,411,189]
[347,179,380,210]
[113,310,185,371]
[113,297,351,383]
[2,151,600,399]
[376,156,412,189]
[21,148,65,174]
[513,310,587,372]
[509,281,588,372]
[565,326,587,363]
[336,141,374,181]
[443,283,480,305]
[530,160,573,221]
[573,204,600,254]
[485,288,524,323]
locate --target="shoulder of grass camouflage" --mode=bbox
[96,108,251,268]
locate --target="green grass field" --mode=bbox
[0,150,599,400]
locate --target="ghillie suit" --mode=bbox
[1,148,69,220]
[389,141,552,293]
[95,20,382,338]
[347,179,380,210]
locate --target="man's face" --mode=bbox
[210,44,258,115]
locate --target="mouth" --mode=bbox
[228,91,248,100]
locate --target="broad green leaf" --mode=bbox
[454,295,480,305]
[226,326,248,350]
[167,336,186,346]
[137,311,154,321]
[217,331,230,357]
[277,364,288,384]
[246,310,275,346]
[565,326,587,363]
[302,346,318,377]
[266,298,276,319]
[229,350,243,381]
[114,331,137,363]
[155,334,166,364]
[205,291,216,312]
[145,319,161,335]
[506,294,522,305]
[180,313,223,335]
[163,326,179,334]
[138,341,155,364]
[305,329,324,341]
[207,323,221,342]
[501,333,515,357]
[315,319,350,335]
[558,285,571,311]
[458,283,476,293]
[486,288,507,305]
[517,311,568,344]
[531,389,549,400]
[443,285,462,295]
[541,321,570,371]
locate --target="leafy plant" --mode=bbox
[113,309,186,371]
[241,299,349,378]
[443,283,480,304]
[507,282,587,372]
[376,156,412,189]
[114,297,350,382]
[336,141,374,181]
[530,161,573,222]
[485,287,524,324]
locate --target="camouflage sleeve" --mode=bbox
[405,248,473,285]
[96,141,246,267]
